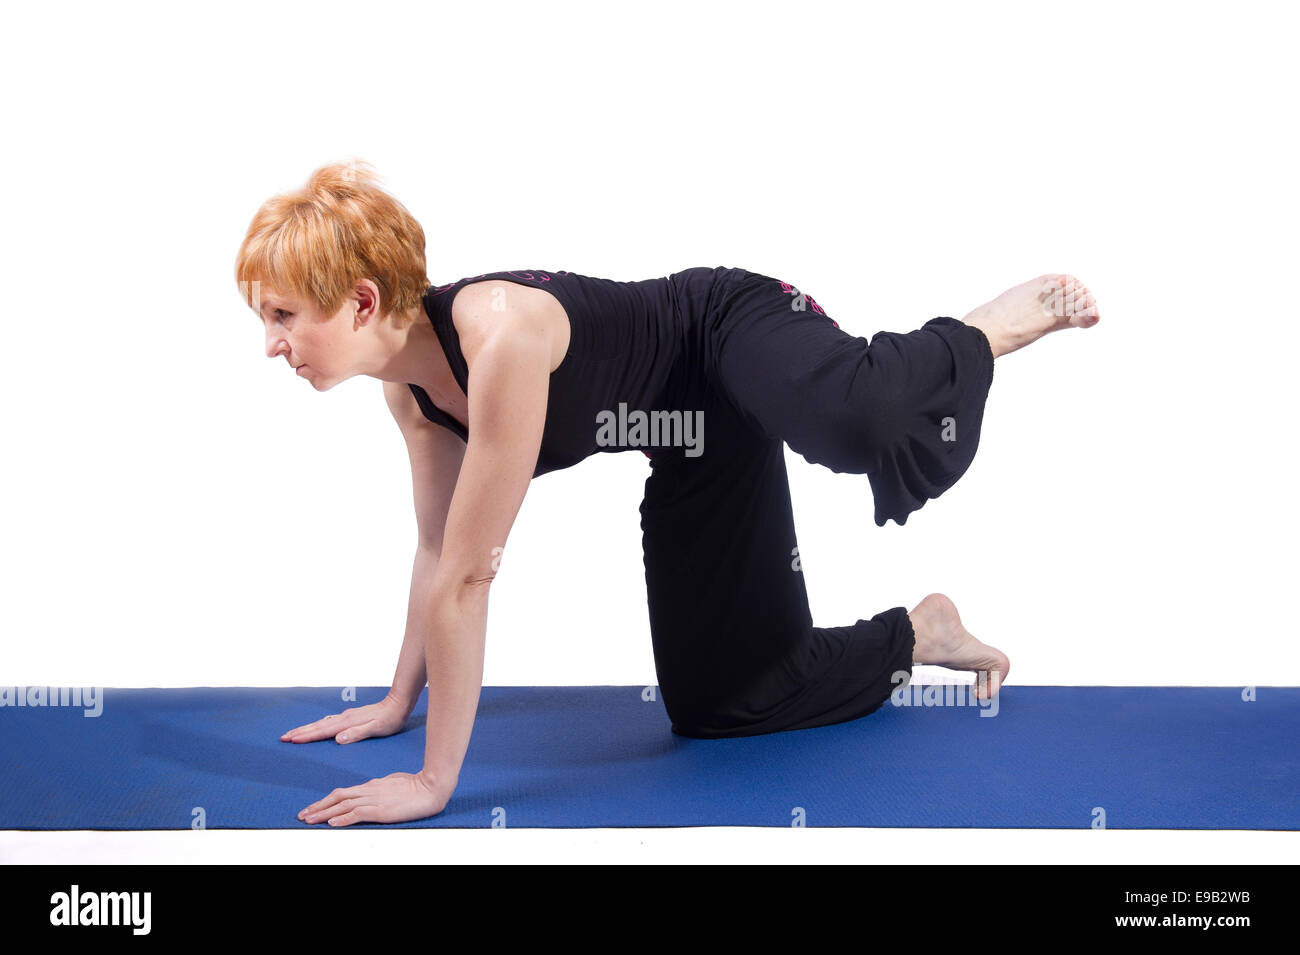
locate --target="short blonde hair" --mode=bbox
[235,159,429,327]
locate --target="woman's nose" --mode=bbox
[265,331,288,360]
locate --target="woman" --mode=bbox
[236,161,1100,826]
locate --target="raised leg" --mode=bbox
[707,269,997,526]
[960,273,1100,358]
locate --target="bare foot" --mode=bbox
[961,273,1099,358]
[908,593,1010,699]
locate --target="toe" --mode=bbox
[1071,304,1099,326]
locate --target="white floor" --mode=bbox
[2,828,1295,865]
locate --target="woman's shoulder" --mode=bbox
[449,278,572,375]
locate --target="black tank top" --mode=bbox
[408,267,730,477]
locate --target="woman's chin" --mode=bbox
[298,366,351,391]
[298,366,326,389]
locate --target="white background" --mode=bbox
[2,0,1297,864]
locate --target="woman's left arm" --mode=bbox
[298,294,553,826]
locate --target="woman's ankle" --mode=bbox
[959,311,1007,359]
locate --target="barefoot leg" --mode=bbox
[961,273,1100,358]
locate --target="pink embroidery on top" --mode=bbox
[779,280,838,328]
[430,270,563,295]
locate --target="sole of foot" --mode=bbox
[908,592,1010,700]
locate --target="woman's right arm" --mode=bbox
[280,381,464,744]
[385,381,466,715]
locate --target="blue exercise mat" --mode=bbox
[1,685,1296,829]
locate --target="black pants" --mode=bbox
[639,269,996,738]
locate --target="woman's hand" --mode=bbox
[298,771,453,826]
[280,693,412,745]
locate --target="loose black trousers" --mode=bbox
[639,269,996,738]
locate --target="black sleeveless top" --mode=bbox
[408,267,725,478]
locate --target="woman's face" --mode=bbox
[258,287,357,391]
